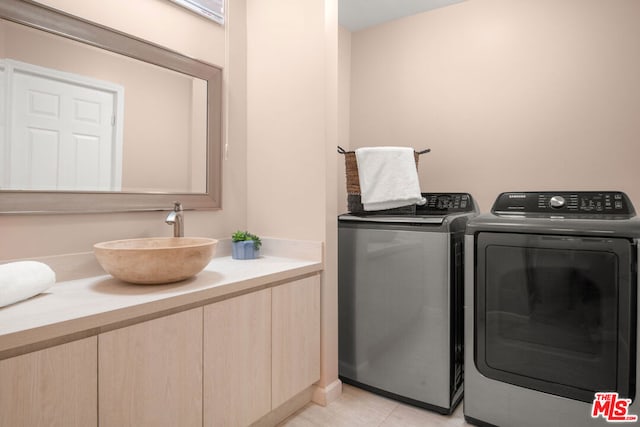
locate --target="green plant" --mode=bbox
[231,230,262,250]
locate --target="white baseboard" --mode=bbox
[311,379,343,406]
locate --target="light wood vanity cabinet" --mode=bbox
[272,275,321,408]
[0,274,320,427]
[204,288,272,426]
[98,308,203,427]
[0,337,98,427]
[203,275,321,426]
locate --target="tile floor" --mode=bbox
[279,384,474,427]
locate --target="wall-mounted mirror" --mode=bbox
[0,0,222,213]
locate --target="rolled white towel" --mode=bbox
[0,261,56,308]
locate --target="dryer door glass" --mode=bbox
[475,232,635,403]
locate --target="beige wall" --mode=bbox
[246,0,328,241]
[1,0,247,259]
[347,0,640,211]
[337,26,351,214]
[323,0,340,402]
[0,19,5,56]
[246,0,340,402]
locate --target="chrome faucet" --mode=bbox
[165,202,184,237]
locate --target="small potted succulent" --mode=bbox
[231,231,262,260]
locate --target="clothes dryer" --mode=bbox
[464,191,640,426]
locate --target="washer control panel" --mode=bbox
[492,191,635,216]
[417,193,476,214]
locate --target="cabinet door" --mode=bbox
[99,308,202,427]
[204,288,271,427]
[272,275,321,408]
[0,337,97,427]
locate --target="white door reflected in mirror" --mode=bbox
[2,59,124,191]
[0,17,207,194]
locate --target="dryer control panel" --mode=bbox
[492,191,636,217]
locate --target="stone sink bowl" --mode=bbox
[94,237,218,284]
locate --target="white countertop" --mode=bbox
[0,239,323,358]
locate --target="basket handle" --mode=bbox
[337,146,431,155]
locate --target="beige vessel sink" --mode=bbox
[94,237,218,284]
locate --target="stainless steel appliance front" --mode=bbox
[464,191,640,427]
[338,193,477,414]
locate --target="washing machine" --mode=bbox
[338,192,478,414]
[464,191,640,426]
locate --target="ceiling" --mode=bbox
[339,0,466,32]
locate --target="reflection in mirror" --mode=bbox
[0,0,222,213]
[1,19,207,193]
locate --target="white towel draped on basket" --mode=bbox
[355,146,426,211]
[0,261,55,308]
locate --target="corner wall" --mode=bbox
[246,0,340,405]
[246,0,328,241]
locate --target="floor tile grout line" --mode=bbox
[376,402,400,427]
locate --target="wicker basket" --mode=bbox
[338,146,430,214]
